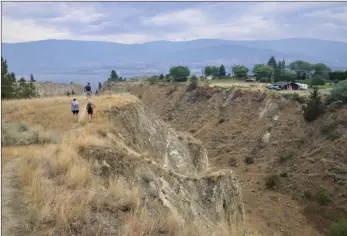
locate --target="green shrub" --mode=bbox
[330,218,347,236]
[303,190,312,199]
[266,174,281,189]
[186,75,198,91]
[279,172,289,178]
[303,87,325,121]
[316,187,331,205]
[2,121,59,146]
[311,75,326,86]
[329,80,347,104]
[148,76,158,85]
[244,156,254,165]
[173,77,188,82]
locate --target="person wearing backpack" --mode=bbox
[84,82,92,98]
[71,97,79,122]
[86,99,95,122]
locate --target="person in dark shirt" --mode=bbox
[84,82,92,98]
[86,99,96,122]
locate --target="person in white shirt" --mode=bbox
[71,97,79,122]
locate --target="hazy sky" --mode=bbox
[2,2,347,43]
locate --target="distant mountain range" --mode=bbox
[2,38,347,87]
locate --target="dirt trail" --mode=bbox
[2,158,30,236]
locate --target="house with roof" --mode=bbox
[273,81,301,90]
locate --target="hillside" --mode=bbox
[33,82,84,97]
[2,94,248,236]
[101,82,347,236]
[2,81,347,236]
[2,38,347,84]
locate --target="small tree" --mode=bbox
[1,57,16,99]
[159,74,165,80]
[267,56,277,69]
[30,74,36,82]
[232,65,249,79]
[108,70,120,82]
[98,82,102,91]
[303,87,325,121]
[219,64,226,77]
[310,75,325,86]
[169,66,190,82]
[187,75,198,91]
[252,64,272,80]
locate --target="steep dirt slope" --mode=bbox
[102,82,347,236]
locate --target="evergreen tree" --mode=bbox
[30,74,36,82]
[219,64,226,77]
[108,70,120,81]
[1,57,38,99]
[275,61,282,82]
[303,87,325,121]
[1,57,16,99]
[267,56,277,69]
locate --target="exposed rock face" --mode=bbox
[33,82,84,97]
[82,103,245,233]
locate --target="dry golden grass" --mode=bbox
[2,95,141,235]
[121,207,247,236]
[2,94,137,134]
[2,94,253,236]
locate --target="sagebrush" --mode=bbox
[2,121,59,146]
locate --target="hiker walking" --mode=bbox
[86,99,95,122]
[84,82,92,99]
[71,97,79,122]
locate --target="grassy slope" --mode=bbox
[2,94,252,236]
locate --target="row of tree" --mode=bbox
[231,57,346,83]
[188,57,346,83]
[2,57,38,100]
[103,57,347,86]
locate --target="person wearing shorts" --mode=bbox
[71,97,79,122]
[84,82,92,99]
[86,99,95,122]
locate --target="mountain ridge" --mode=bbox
[2,38,347,86]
